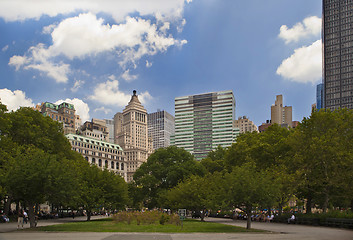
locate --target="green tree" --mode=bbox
[165,173,225,221]
[133,146,205,208]
[225,125,292,171]
[100,169,128,211]
[0,106,83,226]
[79,165,128,221]
[4,146,78,227]
[7,107,72,157]
[0,102,10,199]
[289,109,353,212]
[224,126,295,212]
[224,162,281,229]
[200,145,227,173]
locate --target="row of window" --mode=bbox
[72,140,122,154]
[85,157,125,170]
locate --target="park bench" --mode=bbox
[325,218,353,229]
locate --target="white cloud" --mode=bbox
[279,16,321,44]
[276,40,322,84]
[2,45,8,52]
[94,106,112,115]
[177,18,186,33]
[139,91,153,104]
[9,43,70,83]
[9,12,187,83]
[146,60,153,68]
[121,69,138,81]
[71,79,85,92]
[0,0,189,22]
[89,75,152,106]
[8,55,29,70]
[0,88,34,111]
[55,98,90,122]
[42,24,56,34]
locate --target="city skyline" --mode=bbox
[0,0,322,126]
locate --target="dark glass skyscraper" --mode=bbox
[317,83,324,110]
[323,0,353,110]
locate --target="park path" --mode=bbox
[205,217,353,240]
[0,215,352,240]
[0,214,108,233]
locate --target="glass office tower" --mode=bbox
[174,90,237,161]
[148,110,175,150]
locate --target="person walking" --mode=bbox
[17,209,24,230]
[23,210,28,224]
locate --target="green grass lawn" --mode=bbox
[35,218,263,233]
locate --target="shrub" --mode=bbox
[113,211,181,226]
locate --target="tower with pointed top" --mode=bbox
[115,90,152,182]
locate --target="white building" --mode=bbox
[66,133,127,181]
[233,116,258,134]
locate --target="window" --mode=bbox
[98,159,102,167]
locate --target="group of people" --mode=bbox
[250,213,275,222]
[17,209,28,229]
[1,213,9,223]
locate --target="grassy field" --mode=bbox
[35,218,264,233]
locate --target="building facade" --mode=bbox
[233,116,258,134]
[115,90,152,182]
[317,83,324,110]
[66,133,127,181]
[271,95,292,127]
[148,110,175,150]
[105,119,115,143]
[40,102,76,134]
[258,120,272,133]
[174,90,237,161]
[323,0,353,110]
[81,119,109,142]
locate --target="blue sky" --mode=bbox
[0,0,322,126]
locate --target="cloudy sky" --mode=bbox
[0,0,322,125]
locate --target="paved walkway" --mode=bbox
[206,217,353,240]
[0,216,351,240]
[0,215,107,233]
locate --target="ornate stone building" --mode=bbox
[115,90,152,182]
[66,133,127,181]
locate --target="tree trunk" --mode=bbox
[15,200,19,216]
[322,192,329,213]
[350,199,353,212]
[4,196,11,216]
[278,203,283,216]
[87,210,91,221]
[200,209,205,222]
[306,196,312,214]
[27,202,36,228]
[246,206,252,229]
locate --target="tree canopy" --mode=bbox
[0,105,128,226]
[132,146,206,208]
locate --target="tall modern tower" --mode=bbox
[174,90,237,161]
[148,110,175,150]
[323,0,353,110]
